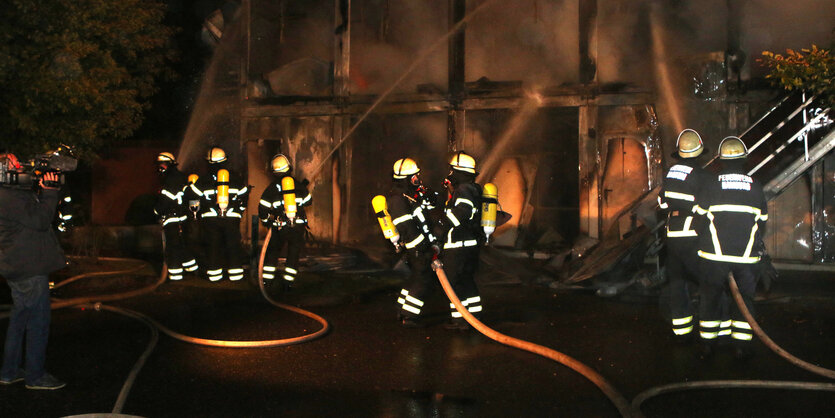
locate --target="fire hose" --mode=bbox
[631,273,835,413]
[97,227,329,349]
[1,234,328,414]
[431,259,641,418]
[65,229,330,348]
[727,274,835,379]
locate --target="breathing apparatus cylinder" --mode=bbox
[372,195,400,245]
[281,176,297,223]
[217,169,229,214]
[187,174,199,216]
[481,182,498,242]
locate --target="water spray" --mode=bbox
[309,0,502,181]
[476,91,542,183]
[649,5,684,135]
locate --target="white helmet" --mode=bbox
[449,151,476,174]
[392,158,420,179]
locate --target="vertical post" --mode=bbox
[333,0,351,243]
[448,0,466,97]
[250,214,259,279]
[240,0,252,244]
[578,0,598,84]
[578,104,600,239]
[811,162,825,262]
[447,0,467,151]
[334,0,351,100]
[379,0,390,41]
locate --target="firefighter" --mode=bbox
[440,152,484,329]
[55,193,73,233]
[190,147,249,282]
[694,136,768,359]
[153,152,199,280]
[384,158,440,327]
[258,154,311,290]
[658,129,710,343]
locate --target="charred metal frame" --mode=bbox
[240,0,658,243]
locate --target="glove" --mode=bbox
[757,253,778,293]
[390,236,403,253]
[753,240,777,293]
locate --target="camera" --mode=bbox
[0,147,77,189]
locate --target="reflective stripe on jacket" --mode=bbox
[694,169,768,264]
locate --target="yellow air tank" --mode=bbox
[372,195,399,242]
[481,183,498,241]
[217,169,229,214]
[281,176,297,221]
[187,174,200,214]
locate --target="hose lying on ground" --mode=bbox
[728,274,835,380]
[632,274,835,414]
[632,380,835,412]
[51,231,330,348]
[431,259,641,418]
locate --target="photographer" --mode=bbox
[0,153,67,390]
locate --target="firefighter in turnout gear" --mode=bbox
[383,158,440,328]
[154,152,199,280]
[658,129,710,342]
[441,152,484,329]
[55,191,73,233]
[190,147,250,282]
[258,154,312,290]
[694,136,768,359]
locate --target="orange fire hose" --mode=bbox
[107,227,330,348]
[728,274,835,380]
[633,274,835,413]
[431,259,640,418]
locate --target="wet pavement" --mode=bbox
[1,249,834,417]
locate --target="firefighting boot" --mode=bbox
[398,314,422,328]
[444,317,470,331]
[698,341,715,360]
[733,345,755,360]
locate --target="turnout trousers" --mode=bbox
[397,249,437,319]
[162,223,198,280]
[441,246,482,318]
[201,217,245,281]
[699,259,757,347]
[263,225,305,284]
[665,237,700,337]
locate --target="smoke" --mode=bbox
[742,0,835,74]
[465,0,580,87]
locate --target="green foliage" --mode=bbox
[0,0,177,158]
[759,45,834,106]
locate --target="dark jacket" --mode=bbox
[386,181,436,252]
[658,158,710,239]
[0,187,66,279]
[154,167,189,225]
[442,173,483,249]
[258,174,312,228]
[694,161,768,264]
[190,167,249,220]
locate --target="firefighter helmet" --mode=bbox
[392,158,420,179]
[449,151,476,174]
[676,129,704,158]
[270,154,291,173]
[718,136,747,160]
[206,147,227,164]
[156,152,177,165]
